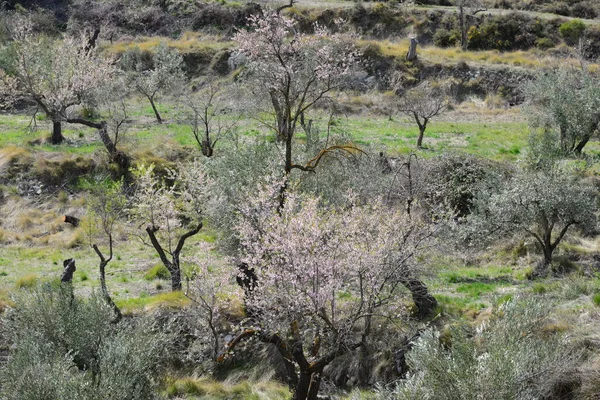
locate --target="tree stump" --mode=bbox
[62,215,80,227]
[406,37,418,61]
[61,259,77,283]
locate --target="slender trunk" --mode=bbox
[99,259,122,322]
[459,6,467,51]
[417,126,426,148]
[148,96,162,123]
[93,243,122,322]
[574,136,591,154]
[50,120,65,144]
[415,116,427,149]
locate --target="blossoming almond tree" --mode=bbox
[131,160,209,291]
[0,19,115,144]
[234,11,361,175]
[223,182,435,400]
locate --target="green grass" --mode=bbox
[456,282,502,298]
[144,264,170,281]
[115,291,191,314]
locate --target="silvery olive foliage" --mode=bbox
[0,285,167,400]
[377,297,580,400]
[524,67,600,155]
[465,167,596,275]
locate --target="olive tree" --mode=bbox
[221,182,436,399]
[130,160,209,291]
[378,297,580,400]
[234,11,360,176]
[0,21,115,144]
[467,168,596,277]
[121,42,186,124]
[525,67,600,155]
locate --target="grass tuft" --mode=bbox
[15,274,39,289]
[144,264,170,281]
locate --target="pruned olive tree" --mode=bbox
[466,168,596,277]
[525,67,600,155]
[395,81,450,149]
[121,42,186,124]
[234,11,360,176]
[0,19,115,144]
[221,182,436,399]
[130,160,209,291]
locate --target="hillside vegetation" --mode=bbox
[0,0,600,399]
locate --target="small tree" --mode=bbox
[184,243,229,359]
[222,183,435,399]
[131,160,209,291]
[182,79,239,157]
[121,42,186,124]
[396,81,450,149]
[82,179,127,321]
[234,11,360,175]
[525,67,600,155]
[467,168,596,277]
[0,21,115,144]
[454,0,487,50]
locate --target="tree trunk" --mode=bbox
[99,259,122,322]
[306,368,323,400]
[61,258,77,283]
[50,120,65,144]
[148,96,162,123]
[406,37,418,61]
[62,215,80,227]
[532,247,553,278]
[400,276,437,319]
[293,369,312,400]
[416,117,428,149]
[201,139,214,157]
[417,126,426,148]
[168,259,182,291]
[459,6,467,50]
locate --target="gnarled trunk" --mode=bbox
[50,120,65,144]
[400,276,437,319]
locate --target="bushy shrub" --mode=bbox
[467,13,551,51]
[145,264,171,280]
[559,19,586,45]
[0,285,168,400]
[433,28,459,47]
[422,153,505,217]
[377,297,582,400]
[570,2,597,19]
